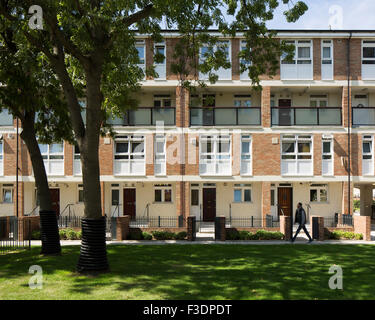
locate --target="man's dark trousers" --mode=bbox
[292,224,312,242]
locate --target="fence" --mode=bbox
[226,215,280,228]
[129,216,183,228]
[0,217,31,254]
[57,215,82,228]
[324,214,354,228]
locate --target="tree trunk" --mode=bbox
[20,114,61,255]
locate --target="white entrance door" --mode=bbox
[270,188,278,220]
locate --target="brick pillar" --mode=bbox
[261,182,271,226]
[64,142,73,176]
[311,216,324,241]
[354,216,371,241]
[359,185,373,216]
[280,216,291,241]
[14,182,24,217]
[176,86,190,128]
[215,216,226,241]
[342,86,352,128]
[100,181,105,216]
[183,182,190,226]
[342,181,353,215]
[232,132,241,176]
[116,215,130,241]
[187,216,195,241]
[261,86,271,127]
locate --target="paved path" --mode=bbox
[30,239,375,246]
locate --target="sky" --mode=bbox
[266,0,375,30]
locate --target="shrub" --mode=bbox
[31,230,40,240]
[76,230,82,240]
[128,230,143,240]
[142,232,152,240]
[226,229,240,240]
[173,231,187,240]
[66,229,78,240]
[239,230,252,240]
[59,229,67,240]
[226,229,284,240]
[328,230,363,240]
[151,231,174,240]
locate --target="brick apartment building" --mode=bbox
[0,30,374,224]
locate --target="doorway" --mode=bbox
[123,188,136,219]
[49,189,60,216]
[278,187,293,217]
[203,188,216,222]
[278,99,292,125]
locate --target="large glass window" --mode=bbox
[362,135,374,175]
[200,135,231,175]
[322,136,333,176]
[154,134,166,176]
[114,136,145,175]
[154,42,166,79]
[281,40,313,80]
[310,184,328,203]
[154,184,172,203]
[38,142,64,175]
[240,135,252,175]
[200,41,231,80]
[233,184,252,203]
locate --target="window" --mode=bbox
[200,40,231,80]
[38,143,64,175]
[154,134,166,176]
[114,136,145,175]
[240,135,252,175]
[136,40,146,78]
[73,145,81,176]
[322,136,333,176]
[362,135,374,175]
[0,140,3,175]
[202,94,216,107]
[2,185,13,203]
[234,95,251,107]
[240,40,251,80]
[191,189,199,206]
[310,95,328,107]
[111,189,119,206]
[233,184,252,203]
[154,95,172,108]
[78,184,84,203]
[154,42,166,79]
[281,135,313,176]
[321,40,333,80]
[281,40,313,80]
[154,184,172,203]
[310,184,328,203]
[362,41,375,79]
[199,135,231,175]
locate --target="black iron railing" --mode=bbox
[108,107,176,126]
[271,107,342,126]
[129,216,183,228]
[226,215,279,228]
[0,217,31,254]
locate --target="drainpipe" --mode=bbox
[347,32,352,215]
[16,118,19,217]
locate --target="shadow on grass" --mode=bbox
[1,244,374,299]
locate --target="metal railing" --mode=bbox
[190,107,261,126]
[108,107,176,126]
[60,204,75,219]
[129,216,183,228]
[352,107,375,126]
[57,215,81,228]
[271,107,342,126]
[0,217,31,254]
[324,214,353,228]
[26,206,40,216]
[226,215,279,228]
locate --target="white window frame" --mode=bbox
[321,40,333,80]
[2,185,13,204]
[310,95,328,108]
[154,184,172,203]
[154,42,166,80]
[73,145,81,176]
[281,134,313,176]
[77,184,84,203]
[234,94,252,107]
[154,134,166,176]
[240,135,252,176]
[136,40,146,79]
[309,184,328,203]
[113,135,145,176]
[233,184,252,203]
[322,136,334,176]
[153,95,172,108]
[362,40,375,80]
[39,143,64,176]
[0,140,3,176]
[199,40,232,80]
[199,135,231,176]
[362,135,374,176]
[240,40,251,80]
[281,40,313,80]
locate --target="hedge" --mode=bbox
[226,229,284,241]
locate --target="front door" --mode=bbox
[278,99,292,125]
[278,187,292,217]
[49,189,60,216]
[203,188,216,222]
[123,188,136,219]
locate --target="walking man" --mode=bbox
[292,202,313,243]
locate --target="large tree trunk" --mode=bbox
[20,113,61,255]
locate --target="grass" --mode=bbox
[1,244,375,300]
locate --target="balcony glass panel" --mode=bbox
[190,108,203,126]
[128,109,151,125]
[0,110,13,126]
[238,108,261,125]
[353,108,375,126]
[295,109,317,125]
[319,108,341,125]
[152,108,175,125]
[215,109,236,125]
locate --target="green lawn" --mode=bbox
[1,244,375,300]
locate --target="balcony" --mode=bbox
[0,110,13,126]
[190,107,261,126]
[352,107,375,126]
[271,107,342,126]
[108,107,175,126]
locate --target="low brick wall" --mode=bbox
[280,216,291,241]
[226,227,280,233]
[354,216,371,241]
[129,227,187,233]
[325,227,354,233]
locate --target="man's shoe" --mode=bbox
[308,239,313,243]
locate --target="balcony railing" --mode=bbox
[271,107,342,126]
[190,107,261,126]
[108,107,176,126]
[352,107,375,126]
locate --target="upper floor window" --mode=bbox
[2,184,13,203]
[199,135,231,176]
[281,135,313,176]
[322,135,333,176]
[362,135,374,176]
[321,40,333,80]
[154,134,166,176]
[240,135,252,176]
[362,40,375,80]
[234,95,251,107]
[114,136,145,176]
[281,40,313,80]
[154,95,172,108]
[39,143,64,175]
[136,40,146,79]
[199,41,231,80]
[0,140,3,176]
[73,145,81,176]
[310,95,328,107]
[154,42,166,80]
[240,40,251,80]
